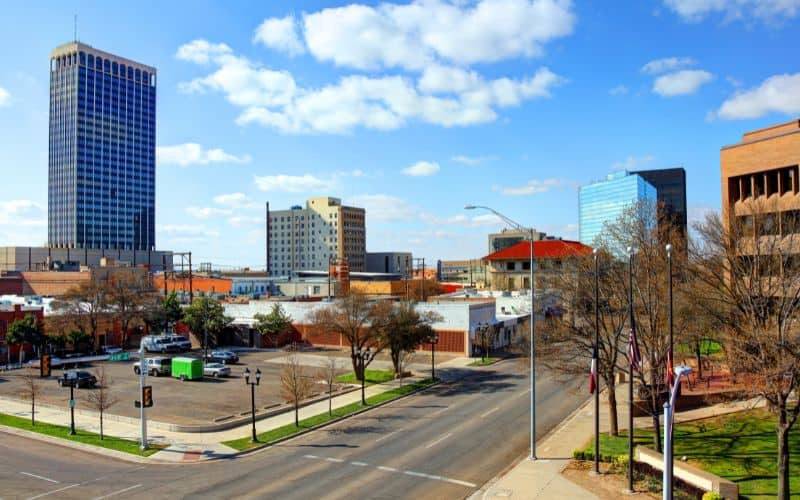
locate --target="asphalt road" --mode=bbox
[0,360,583,500]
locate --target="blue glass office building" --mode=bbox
[48,42,156,250]
[579,171,657,246]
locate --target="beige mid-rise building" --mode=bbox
[266,197,366,275]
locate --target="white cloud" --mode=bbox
[302,0,575,71]
[228,216,264,227]
[0,87,9,107]
[157,143,251,166]
[495,178,570,196]
[176,39,232,64]
[0,200,46,226]
[653,69,713,96]
[715,73,800,120]
[402,161,440,176]
[451,154,496,165]
[213,192,256,208]
[185,206,233,219]
[254,15,306,56]
[612,155,656,171]
[609,85,629,96]
[346,194,415,222]
[254,174,335,193]
[158,224,220,238]
[664,0,800,22]
[421,212,503,227]
[641,57,696,74]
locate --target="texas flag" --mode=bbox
[589,347,598,394]
[628,327,641,371]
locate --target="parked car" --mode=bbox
[171,357,204,381]
[165,335,192,352]
[133,357,172,377]
[57,370,97,388]
[102,346,123,355]
[205,350,239,364]
[203,363,231,378]
[141,335,181,353]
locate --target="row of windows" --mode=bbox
[52,51,155,87]
[728,165,799,202]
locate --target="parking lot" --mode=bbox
[0,348,458,426]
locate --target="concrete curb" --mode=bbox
[0,424,164,465]
[222,378,445,460]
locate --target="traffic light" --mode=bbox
[142,385,153,408]
[40,354,51,378]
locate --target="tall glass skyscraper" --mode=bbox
[48,42,156,250]
[579,171,657,247]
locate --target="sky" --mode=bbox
[1,0,799,269]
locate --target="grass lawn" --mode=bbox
[578,409,799,498]
[224,378,434,451]
[468,358,498,366]
[676,338,723,356]
[0,413,162,457]
[336,369,395,386]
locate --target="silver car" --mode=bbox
[203,363,231,378]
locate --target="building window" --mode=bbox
[505,262,515,271]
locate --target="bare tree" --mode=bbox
[375,303,440,376]
[309,294,386,381]
[107,271,155,349]
[537,249,629,436]
[318,357,339,416]
[281,351,314,426]
[396,351,416,388]
[596,200,691,452]
[20,367,42,426]
[53,280,108,353]
[86,366,118,439]
[691,205,800,499]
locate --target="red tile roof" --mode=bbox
[483,240,593,260]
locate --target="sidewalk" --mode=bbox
[475,381,765,499]
[0,356,476,463]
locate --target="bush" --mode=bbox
[612,454,629,470]
[573,450,586,460]
[701,493,723,500]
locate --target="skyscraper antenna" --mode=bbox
[74,14,78,42]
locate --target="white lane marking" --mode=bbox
[425,432,453,449]
[513,388,532,400]
[302,455,476,489]
[480,407,499,418]
[430,405,450,416]
[92,484,142,500]
[20,472,59,484]
[375,430,399,443]
[26,484,79,500]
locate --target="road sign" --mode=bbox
[69,399,75,409]
[109,352,130,361]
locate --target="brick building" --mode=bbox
[482,239,593,291]
[0,304,45,362]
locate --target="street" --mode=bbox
[0,360,583,499]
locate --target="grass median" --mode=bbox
[224,378,435,451]
[468,358,498,366]
[577,409,798,497]
[0,413,162,457]
[335,369,395,386]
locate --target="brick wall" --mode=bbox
[297,323,466,354]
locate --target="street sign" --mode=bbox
[69,399,75,409]
[109,352,130,361]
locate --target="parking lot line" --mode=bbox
[20,472,59,484]
[91,484,142,500]
[26,484,79,500]
[424,432,453,449]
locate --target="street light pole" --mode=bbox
[465,204,536,460]
[627,246,636,493]
[663,366,692,500]
[244,367,261,442]
[593,247,600,475]
[68,382,75,435]
[430,333,439,381]
[666,243,674,485]
[356,347,371,405]
[139,338,148,450]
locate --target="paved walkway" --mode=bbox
[476,381,764,499]
[0,356,477,463]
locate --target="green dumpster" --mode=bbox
[171,357,204,381]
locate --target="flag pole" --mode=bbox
[593,247,600,475]
[627,246,636,493]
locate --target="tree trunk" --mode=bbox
[329,388,332,416]
[391,348,400,374]
[777,408,790,500]
[606,377,619,436]
[694,342,703,379]
[31,394,35,426]
[651,411,662,453]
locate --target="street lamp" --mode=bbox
[243,367,262,443]
[63,378,76,435]
[466,204,537,460]
[626,245,637,493]
[356,347,371,405]
[666,243,674,392]
[663,365,692,500]
[430,333,439,381]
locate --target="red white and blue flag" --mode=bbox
[666,350,675,388]
[589,347,598,394]
[628,327,641,371]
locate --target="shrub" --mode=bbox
[612,454,629,470]
[573,450,586,460]
[701,493,723,500]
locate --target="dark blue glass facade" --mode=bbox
[48,43,156,251]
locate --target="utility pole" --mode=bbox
[162,254,168,296]
[188,252,193,303]
[139,339,148,450]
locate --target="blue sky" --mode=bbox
[1,0,799,268]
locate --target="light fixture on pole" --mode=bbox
[626,245,638,493]
[592,247,600,475]
[663,365,692,500]
[356,347,371,405]
[243,367,262,442]
[465,204,536,460]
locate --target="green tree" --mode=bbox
[7,314,43,363]
[182,296,232,357]
[68,330,92,351]
[376,303,440,376]
[253,304,294,348]
[144,292,183,335]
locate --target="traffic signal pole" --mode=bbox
[139,339,148,450]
